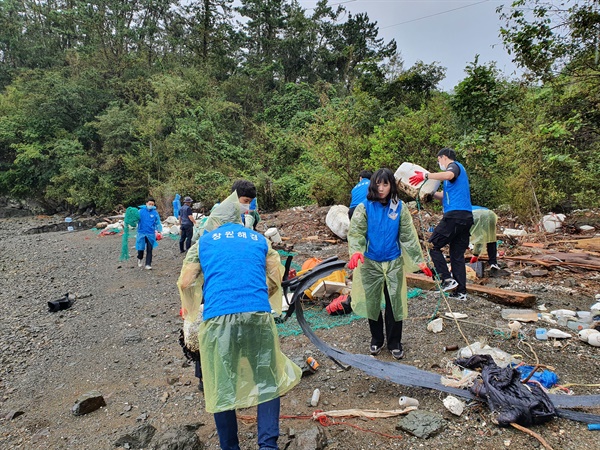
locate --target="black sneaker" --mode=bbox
[448,291,467,301]
[390,348,405,360]
[440,278,458,291]
[370,344,383,355]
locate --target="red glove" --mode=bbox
[408,171,426,186]
[418,262,433,278]
[348,252,364,269]
[470,256,479,264]
[155,231,163,240]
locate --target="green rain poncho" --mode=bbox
[348,201,424,321]
[470,207,498,256]
[177,192,299,413]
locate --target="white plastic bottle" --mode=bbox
[394,162,441,201]
[310,388,320,407]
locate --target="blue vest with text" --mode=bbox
[200,223,271,321]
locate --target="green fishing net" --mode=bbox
[120,207,140,261]
[276,288,423,337]
[277,249,302,271]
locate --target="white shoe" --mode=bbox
[448,291,467,301]
[440,278,458,292]
[137,259,143,268]
[145,265,152,270]
[490,264,500,270]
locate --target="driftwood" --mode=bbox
[575,237,600,252]
[505,252,600,270]
[406,273,536,307]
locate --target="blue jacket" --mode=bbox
[350,179,370,209]
[363,199,402,262]
[200,223,271,320]
[136,206,162,250]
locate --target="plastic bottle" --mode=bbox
[567,320,589,332]
[265,228,282,243]
[310,388,320,407]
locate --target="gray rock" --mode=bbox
[396,410,446,439]
[4,410,25,420]
[124,331,143,344]
[114,423,157,449]
[71,390,106,416]
[150,423,203,450]
[287,427,327,450]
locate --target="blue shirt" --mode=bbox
[350,179,370,209]
[363,199,402,262]
[200,223,271,320]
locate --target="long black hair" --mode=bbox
[366,168,399,204]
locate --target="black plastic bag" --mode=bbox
[456,354,556,426]
[48,293,73,312]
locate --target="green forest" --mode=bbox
[0,0,598,222]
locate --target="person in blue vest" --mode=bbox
[136,197,163,270]
[177,191,301,450]
[409,148,473,300]
[348,170,372,219]
[178,196,197,254]
[470,206,500,270]
[347,168,432,359]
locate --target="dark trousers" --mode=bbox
[429,217,473,294]
[194,359,202,380]
[368,283,403,351]
[214,397,280,450]
[137,237,153,266]
[179,224,193,252]
[348,207,356,220]
[487,241,498,265]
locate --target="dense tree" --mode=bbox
[498,0,600,80]
[1,0,598,221]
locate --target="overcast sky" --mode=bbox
[298,0,523,91]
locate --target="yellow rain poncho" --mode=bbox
[177,191,300,413]
[470,207,498,256]
[348,201,424,321]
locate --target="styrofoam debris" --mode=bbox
[443,395,465,416]
[427,318,443,333]
[578,329,600,343]
[444,312,468,319]
[546,329,572,339]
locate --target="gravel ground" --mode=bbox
[1,209,599,449]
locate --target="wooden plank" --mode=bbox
[575,237,600,252]
[504,255,600,270]
[406,273,536,307]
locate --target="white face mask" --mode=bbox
[439,162,446,171]
[240,203,251,213]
